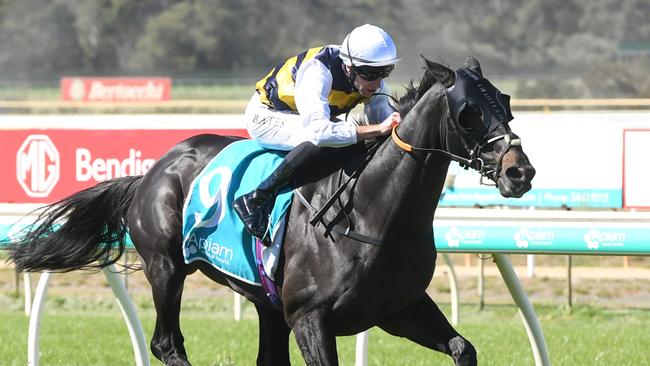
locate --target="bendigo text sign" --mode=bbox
[1,129,248,203]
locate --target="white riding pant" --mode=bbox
[244,94,312,151]
[246,93,367,151]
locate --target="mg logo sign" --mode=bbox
[16,135,60,197]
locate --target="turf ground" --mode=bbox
[1,256,650,365]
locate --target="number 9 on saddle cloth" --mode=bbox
[182,139,364,286]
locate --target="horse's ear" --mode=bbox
[464,56,483,76]
[420,55,455,88]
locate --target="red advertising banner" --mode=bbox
[0,129,248,203]
[60,77,172,102]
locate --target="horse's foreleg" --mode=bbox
[378,295,477,366]
[254,303,291,366]
[139,240,190,366]
[292,310,338,366]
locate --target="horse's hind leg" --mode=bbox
[130,198,190,366]
[378,295,477,366]
[137,236,190,366]
[255,303,291,365]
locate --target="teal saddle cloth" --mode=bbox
[181,140,292,285]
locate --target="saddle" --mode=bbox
[182,139,380,307]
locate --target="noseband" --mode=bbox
[462,130,521,186]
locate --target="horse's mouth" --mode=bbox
[497,178,532,198]
[495,163,535,198]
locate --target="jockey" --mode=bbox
[233,24,401,245]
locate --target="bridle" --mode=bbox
[302,101,520,247]
[390,107,521,187]
[301,66,522,246]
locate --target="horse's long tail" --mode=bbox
[7,176,143,273]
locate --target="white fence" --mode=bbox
[6,206,650,365]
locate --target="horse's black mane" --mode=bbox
[355,68,439,126]
[395,69,438,118]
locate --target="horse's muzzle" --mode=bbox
[497,164,536,198]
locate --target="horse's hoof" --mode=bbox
[164,355,192,366]
[449,336,477,366]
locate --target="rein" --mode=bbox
[299,92,400,247]
[301,122,519,247]
[391,124,473,166]
[298,84,521,246]
[391,121,520,185]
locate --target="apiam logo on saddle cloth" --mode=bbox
[181,140,292,285]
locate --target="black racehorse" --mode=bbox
[8,56,535,366]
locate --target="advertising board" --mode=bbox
[440,111,650,208]
[623,129,650,209]
[60,77,172,102]
[1,127,247,203]
[2,111,649,208]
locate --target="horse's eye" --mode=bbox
[458,104,483,130]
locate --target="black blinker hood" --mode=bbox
[445,68,514,140]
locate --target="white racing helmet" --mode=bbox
[339,24,400,68]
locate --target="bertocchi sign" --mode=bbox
[1,129,248,203]
[60,77,172,102]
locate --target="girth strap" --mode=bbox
[295,140,384,246]
[308,141,376,226]
[296,191,383,246]
[308,157,367,226]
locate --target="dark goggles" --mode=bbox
[355,64,394,81]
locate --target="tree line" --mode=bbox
[0,0,648,97]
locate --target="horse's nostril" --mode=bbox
[505,165,535,182]
[506,166,524,180]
